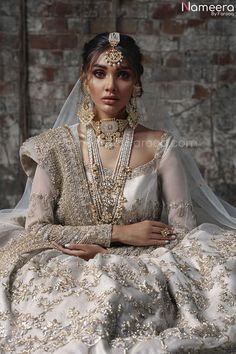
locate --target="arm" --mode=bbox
[159,137,197,236]
[25,165,112,248]
[23,164,173,263]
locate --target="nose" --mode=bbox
[105,74,117,92]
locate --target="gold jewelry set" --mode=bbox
[78,95,139,150]
[77,32,140,150]
[77,32,140,224]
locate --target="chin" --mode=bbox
[102,107,122,117]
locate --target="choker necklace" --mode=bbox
[91,118,129,150]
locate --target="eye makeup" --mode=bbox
[92,64,133,80]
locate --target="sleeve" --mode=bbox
[25,165,112,248]
[159,137,197,236]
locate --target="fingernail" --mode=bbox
[165,240,170,244]
[64,243,70,247]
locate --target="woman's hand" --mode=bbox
[112,220,176,246]
[51,242,108,261]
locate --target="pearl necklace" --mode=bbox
[86,124,133,224]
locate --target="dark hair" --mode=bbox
[81,32,144,96]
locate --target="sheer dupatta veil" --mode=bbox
[0,78,235,243]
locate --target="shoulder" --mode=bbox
[19,125,70,179]
[133,124,174,160]
[20,126,69,155]
[134,124,172,143]
[25,125,68,144]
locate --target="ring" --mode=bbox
[161,228,170,238]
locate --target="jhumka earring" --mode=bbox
[126,86,141,129]
[77,87,95,126]
[104,32,123,66]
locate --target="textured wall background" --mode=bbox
[0,0,235,209]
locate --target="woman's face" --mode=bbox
[84,51,136,120]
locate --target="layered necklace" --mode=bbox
[86,118,134,224]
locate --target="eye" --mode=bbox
[117,70,131,79]
[93,70,105,78]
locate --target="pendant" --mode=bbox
[92,119,129,150]
[100,120,118,134]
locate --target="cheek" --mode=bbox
[120,84,133,100]
[87,80,102,100]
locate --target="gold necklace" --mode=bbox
[91,118,129,150]
[86,125,133,224]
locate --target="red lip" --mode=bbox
[101,97,119,105]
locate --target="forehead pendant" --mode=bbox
[105,32,123,66]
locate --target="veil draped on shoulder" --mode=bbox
[0,78,235,239]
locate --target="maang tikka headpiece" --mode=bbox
[105,32,123,66]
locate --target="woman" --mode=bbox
[0,32,235,353]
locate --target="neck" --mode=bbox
[95,109,127,121]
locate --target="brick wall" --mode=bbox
[0,0,235,208]
[0,0,22,207]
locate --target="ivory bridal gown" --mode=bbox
[0,124,235,353]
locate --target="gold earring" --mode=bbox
[127,96,139,129]
[77,89,95,126]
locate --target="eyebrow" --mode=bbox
[92,64,132,71]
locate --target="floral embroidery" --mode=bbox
[122,198,162,224]
[0,128,235,353]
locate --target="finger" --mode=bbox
[150,227,174,235]
[145,240,171,246]
[72,244,106,252]
[75,244,93,248]
[152,220,172,228]
[65,244,87,251]
[58,248,85,256]
[66,244,98,251]
[151,226,164,234]
[52,242,82,255]
[150,235,173,240]
[152,221,174,232]
[52,243,88,258]
[51,241,61,247]
[52,242,65,251]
